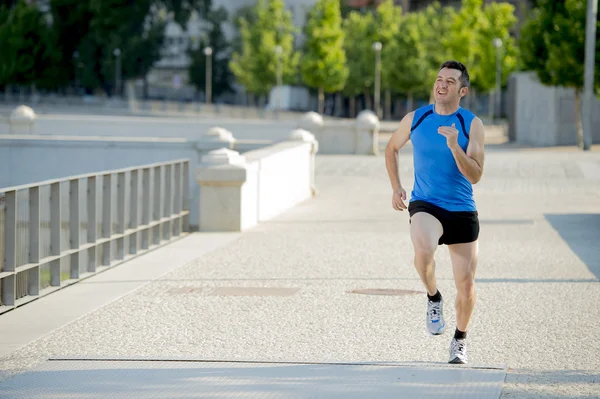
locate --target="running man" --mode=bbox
[384,60,485,364]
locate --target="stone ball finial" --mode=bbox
[356,109,380,131]
[9,105,36,123]
[289,128,316,143]
[298,111,324,132]
[204,127,236,143]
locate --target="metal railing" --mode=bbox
[0,159,190,312]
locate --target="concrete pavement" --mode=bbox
[0,141,599,398]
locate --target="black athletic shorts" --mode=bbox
[408,200,479,245]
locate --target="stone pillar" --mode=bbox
[289,128,319,196]
[195,148,256,232]
[9,105,36,135]
[355,110,380,155]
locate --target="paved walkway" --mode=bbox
[1,141,599,398]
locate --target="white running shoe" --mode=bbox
[426,298,446,335]
[449,338,468,364]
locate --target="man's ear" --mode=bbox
[460,86,469,98]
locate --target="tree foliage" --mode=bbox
[373,0,402,92]
[475,1,519,92]
[520,0,600,91]
[519,0,600,148]
[229,0,300,97]
[301,0,348,111]
[0,0,60,89]
[384,11,428,101]
[341,10,375,98]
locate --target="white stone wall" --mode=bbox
[509,72,600,146]
[196,131,317,232]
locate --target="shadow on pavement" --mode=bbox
[544,214,600,279]
[503,368,600,399]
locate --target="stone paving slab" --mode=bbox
[0,359,506,399]
[0,145,599,399]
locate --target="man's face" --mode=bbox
[434,67,467,104]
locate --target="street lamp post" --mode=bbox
[582,0,598,151]
[203,46,213,104]
[372,42,382,119]
[275,45,283,116]
[493,38,502,122]
[114,48,121,97]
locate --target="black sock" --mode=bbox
[427,290,442,302]
[454,328,467,340]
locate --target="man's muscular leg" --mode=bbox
[410,212,443,295]
[448,241,478,332]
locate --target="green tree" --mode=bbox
[374,0,402,118]
[519,0,600,149]
[420,2,456,103]
[342,10,376,116]
[384,11,428,113]
[48,0,211,96]
[229,0,300,104]
[0,0,60,90]
[188,6,233,99]
[446,0,486,90]
[301,0,348,114]
[231,5,257,54]
[476,1,519,119]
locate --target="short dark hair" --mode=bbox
[440,60,470,88]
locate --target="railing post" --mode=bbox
[87,176,97,272]
[141,168,151,250]
[173,162,182,236]
[2,191,17,306]
[101,174,112,266]
[50,182,61,287]
[69,179,80,279]
[163,164,173,240]
[116,172,126,260]
[182,161,190,232]
[28,186,40,296]
[129,169,140,255]
[153,165,163,245]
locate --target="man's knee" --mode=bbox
[456,274,476,298]
[413,238,437,262]
[410,213,442,261]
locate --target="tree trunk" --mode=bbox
[364,87,372,110]
[318,86,324,114]
[488,91,494,122]
[394,98,403,119]
[468,87,476,111]
[143,75,149,100]
[574,89,584,149]
[334,92,343,117]
[385,89,391,120]
[406,92,414,113]
[349,96,356,118]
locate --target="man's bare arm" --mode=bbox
[385,112,414,191]
[450,117,485,184]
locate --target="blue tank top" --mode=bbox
[409,104,477,212]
